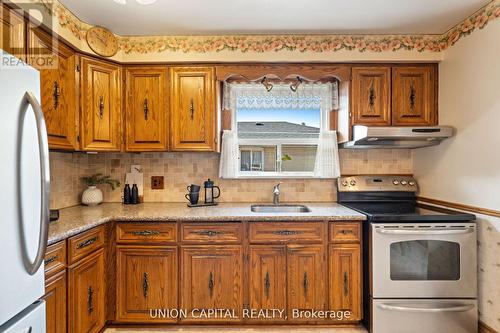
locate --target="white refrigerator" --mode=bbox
[0,51,50,332]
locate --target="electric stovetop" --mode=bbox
[341,202,476,222]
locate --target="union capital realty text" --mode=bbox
[150,308,352,320]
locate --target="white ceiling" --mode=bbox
[59,0,490,36]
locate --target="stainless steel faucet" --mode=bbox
[273,182,281,205]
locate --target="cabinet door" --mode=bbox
[329,244,361,321]
[125,67,168,151]
[80,57,122,151]
[116,246,178,322]
[28,25,79,150]
[287,245,326,321]
[351,67,391,126]
[68,249,105,333]
[392,66,436,126]
[248,246,287,321]
[180,246,243,322]
[44,270,67,333]
[0,4,25,60]
[170,67,216,151]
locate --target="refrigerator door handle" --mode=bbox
[377,303,475,313]
[21,91,50,276]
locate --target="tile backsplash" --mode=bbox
[49,149,412,209]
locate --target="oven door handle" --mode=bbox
[378,303,475,313]
[375,228,474,235]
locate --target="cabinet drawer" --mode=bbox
[330,222,361,243]
[181,223,242,243]
[248,222,324,243]
[116,222,177,244]
[45,240,66,277]
[68,226,105,265]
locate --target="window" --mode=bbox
[219,81,340,179]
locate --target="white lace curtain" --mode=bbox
[219,81,340,179]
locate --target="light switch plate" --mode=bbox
[151,176,164,190]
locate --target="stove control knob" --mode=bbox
[409,181,416,186]
[349,179,357,186]
[392,180,399,185]
[401,180,408,186]
[342,180,349,187]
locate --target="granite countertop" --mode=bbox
[48,202,366,245]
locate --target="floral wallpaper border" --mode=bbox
[42,0,500,54]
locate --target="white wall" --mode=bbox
[414,19,500,331]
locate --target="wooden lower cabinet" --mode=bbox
[116,246,178,322]
[68,248,105,333]
[329,244,361,321]
[287,245,327,322]
[248,246,287,321]
[180,246,243,322]
[44,270,67,333]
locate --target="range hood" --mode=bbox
[340,125,454,149]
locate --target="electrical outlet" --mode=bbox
[151,176,164,190]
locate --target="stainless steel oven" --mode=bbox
[337,175,477,333]
[371,223,477,298]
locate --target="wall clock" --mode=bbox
[86,26,119,57]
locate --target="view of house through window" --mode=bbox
[237,107,321,175]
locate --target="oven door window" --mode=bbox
[390,240,460,280]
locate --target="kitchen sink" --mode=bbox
[250,204,311,213]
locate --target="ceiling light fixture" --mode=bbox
[261,76,273,92]
[290,76,303,92]
[113,0,157,5]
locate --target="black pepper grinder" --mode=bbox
[131,184,139,204]
[123,184,131,204]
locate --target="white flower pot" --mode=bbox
[82,186,103,206]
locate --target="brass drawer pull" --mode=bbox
[193,230,224,237]
[409,81,416,111]
[338,229,354,235]
[272,230,300,236]
[53,81,60,110]
[143,98,149,120]
[264,271,271,299]
[143,272,149,298]
[303,272,309,296]
[98,96,104,119]
[87,286,94,314]
[44,255,58,265]
[343,271,349,297]
[369,82,376,109]
[189,98,194,119]
[77,236,98,249]
[208,272,214,297]
[132,230,161,236]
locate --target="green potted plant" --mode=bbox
[80,173,120,206]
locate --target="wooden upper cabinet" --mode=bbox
[392,66,437,126]
[248,246,287,320]
[329,244,361,321]
[80,56,122,151]
[287,245,326,321]
[0,4,25,60]
[170,67,216,151]
[116,246,178,322]
[180,246,243,322]
[125,67,168,151]
[68,249,105,333]
[27,25,79,150]
[351,67,391,126]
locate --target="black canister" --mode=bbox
[131,184,139,204]
[123,184,131,204]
